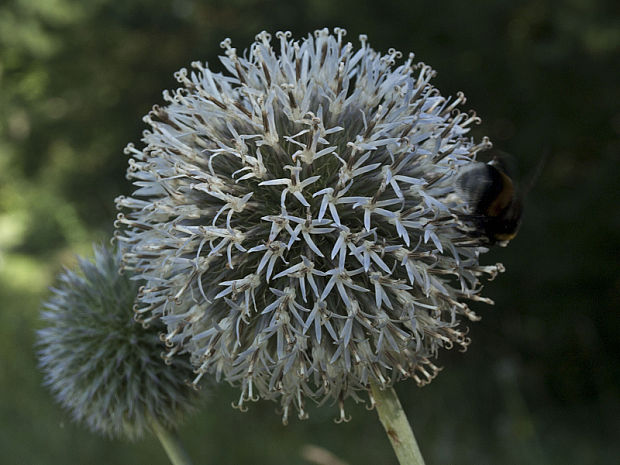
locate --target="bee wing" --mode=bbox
[521,150,548,197]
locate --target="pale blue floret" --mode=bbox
[115,28,503,423]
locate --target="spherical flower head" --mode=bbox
[115,28,505,423]
[37,245,200,439]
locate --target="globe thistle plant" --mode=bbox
[115,28,505,426]
[37,245,200,441]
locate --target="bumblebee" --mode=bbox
[456,158,523,246]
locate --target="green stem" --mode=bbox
[150,421,194,465]
[370,381,426,465]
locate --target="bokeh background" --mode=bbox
[1,0,618,464]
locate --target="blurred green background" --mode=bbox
[1,0,618,464]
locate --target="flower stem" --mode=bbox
[150,421,194,465]
[370,381,426,465]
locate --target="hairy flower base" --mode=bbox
[116,28,503,423]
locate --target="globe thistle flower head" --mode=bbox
[116,28,505,423]
[37,245,200,439]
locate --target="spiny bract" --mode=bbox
[115,28,504,423]
[37,245,200,439]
